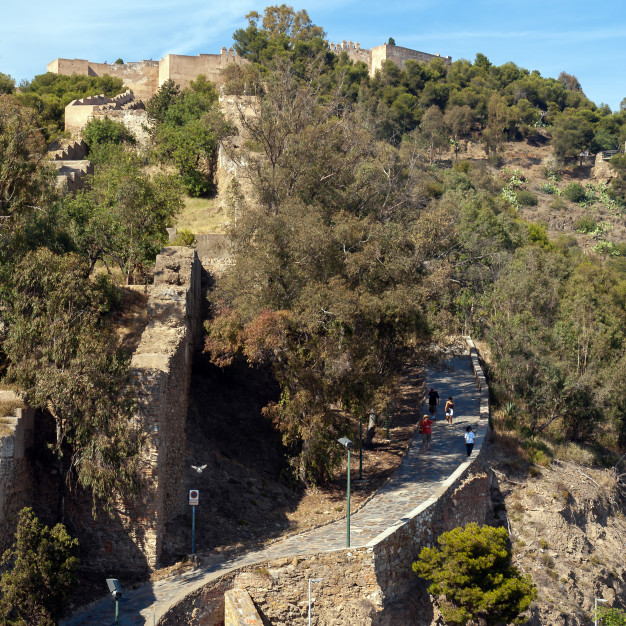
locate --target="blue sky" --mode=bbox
[2,0,625,110]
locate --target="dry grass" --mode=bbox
[174,196,229,234]
[553,442,596,467]
[0,398,25,418]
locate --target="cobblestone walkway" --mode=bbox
[63,355,482,625]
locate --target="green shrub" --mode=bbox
[412,523,537,625]
[574,216,597,233]
[171,229,197,246]
[516,190,538,206]
[563,182,587,203]
[540,182,559,195]
[597,606,626,626]
[550,197,566,211]
[83,117,135,150]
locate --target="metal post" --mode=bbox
[192,505,196,555]
[595,597,607,626]
[347,447,351,548]
[359,417,363,480]
[114,598,119,626]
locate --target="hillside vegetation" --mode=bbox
[0,4,626,622]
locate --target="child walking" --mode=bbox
[465,426,475,456]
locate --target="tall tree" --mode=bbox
[0,508,78,625]
[2,249,142,513]
[206,57,450,482]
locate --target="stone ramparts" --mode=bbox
[159,339,492,624]
[0,393,35,555]
[49,139,88,161]
[124,247,201,569]
[64,89,144,138]
[333,40,452,77]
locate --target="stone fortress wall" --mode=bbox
[160,338,492,625]
[122,247,202,569]
[330,40,452,76]
[64,89,146,138]
[48,50,245,104]
[0,395,35,556]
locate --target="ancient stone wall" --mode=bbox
[159,338,492,624]
[0,394,35,555]
[124,247,201,569]
[91,108,150,146]
[49,51,243,102]
[160,51,244,92]
[370,43,452,76]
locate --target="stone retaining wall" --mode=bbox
[0,394,35,555]
[125,247,202,569]
[159,338,492,624]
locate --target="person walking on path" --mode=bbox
[427,387,440,417]
[445,397,455,424]
[465,426,475,456]
[420,414,433,452]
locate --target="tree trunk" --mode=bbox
[364,410,377,449]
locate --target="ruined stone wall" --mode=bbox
[0,394,35,555]
[91,108,150,146]
[159,339,492,624]
[125,247,201,568]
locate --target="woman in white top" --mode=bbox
[465,426,476,457]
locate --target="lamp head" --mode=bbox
[337,437,354,449]
[106,578,123,599]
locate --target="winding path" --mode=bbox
[62,354,483,625]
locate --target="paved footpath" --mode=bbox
[63,355,481,625]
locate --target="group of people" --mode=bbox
[420,387,475,456]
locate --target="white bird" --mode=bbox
[191,464,207,473]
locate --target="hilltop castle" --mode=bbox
[48,41,451,102]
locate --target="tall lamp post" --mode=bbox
[595,597,608,626]
[337,437,354,548]
[308,577,323,625]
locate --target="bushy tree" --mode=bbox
[147,76,233,196]
[205,57,449,483]
[2,250,142,512]
[60,144,183,281]
[233,5,326,64]
[15,72,125,138]
[0,72,15,94]
[0,508,78,625]
[412,523,536,625]
[83,116,136,150]
[0,95,56,238]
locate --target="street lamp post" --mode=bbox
[308,577,323,625]
[106,579,123,626]
[595,597,608,626]
[337,437,354,548]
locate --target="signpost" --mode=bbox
[189,489,199,554]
